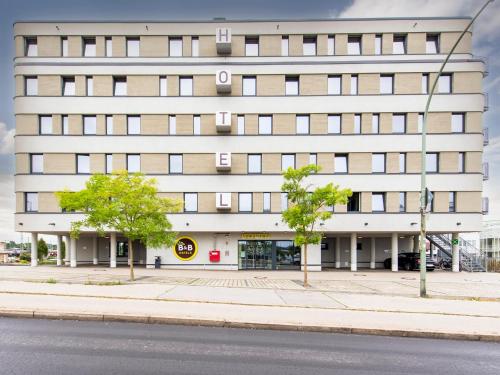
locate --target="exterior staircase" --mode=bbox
[426,234,486,272]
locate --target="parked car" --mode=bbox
[383,252,435,271]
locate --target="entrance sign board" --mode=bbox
[173,236,198,261]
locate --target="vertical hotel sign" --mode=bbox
[173,236,198,261]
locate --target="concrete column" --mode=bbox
[452,232,460,272]
[350,233,357,272]
[413,235,419,253]
[63,235,69,265]
[370,237,376,269]
[70,237,77,268]
[335,237,341,269]
[56,235,62,266]
[30,232,38,267]
[110,233,117,268]
[391,233,398,272]
[92,236,98,265]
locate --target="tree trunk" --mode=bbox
[128,238,135,282]
[303,243,308,287]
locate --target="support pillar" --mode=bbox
[391,233,398,272]
[335,237,341,269]
[70,237,77,268]
[452,232,460,272]
[110,233,117,268]
[92,236,98,265]
[56,235,62,266]
[413,235,419,253]
[350,233,357,272]
[63,235,69,265]
[370,237,376,269]
[30,232,38,267]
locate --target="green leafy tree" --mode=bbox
[56,171,182,281]
[281,165,352,287]
[37,238,48,260]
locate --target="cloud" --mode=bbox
[0,122,14,155]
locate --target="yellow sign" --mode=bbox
[173,236,198,261]
[241,233,270,239]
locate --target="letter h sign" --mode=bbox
[216,27,232,54]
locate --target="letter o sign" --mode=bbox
[218,70,229,84]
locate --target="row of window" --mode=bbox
[23,33,443,58]
[22,73,455,96]
[27,152,465,175]
[36,112,467,136]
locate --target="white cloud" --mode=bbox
[0,122,14,155]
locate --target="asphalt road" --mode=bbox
[0,317,499,375]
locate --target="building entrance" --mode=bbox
[238,240,300,270]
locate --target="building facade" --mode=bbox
[14,18,486,271]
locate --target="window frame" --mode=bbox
[30,154,43,174]
[372,114,380,134]
[39,115,53,135]
[126,154,141,173]
[193,115,201,135]
[238,192,253,212]
[258,115,272,135]
[83,115,97,135]
[105,154,113,174]
[183,193,198,212]
[113,76,127,96]
[25,76,38,96]
[350,75,358,95]
[372,153,386,173]
[179,76,193,96]
[303,36,317,56]
[372,192,386,212]
[392,113,407,134]
[248,154,262,174]
[438,74,452,93]
[169,154,183,174]
[25,192,38,212]
[426,153,439,173]
[106,115,113,135]
[263,192,271,213]
[62,76,75,96]
[296,115,310,134]
[169,37,183,57]
[76,154,90,174]
[328,114,341,134]
[25,37,38,56]
[327,75,341,95]
[242,76,257,96]
[83,37,96,57]
[127,115,141,135]
[347,35,361,55]
[451,113,465,133]
[380,74,394,94]
[334,154,348,173]
[393,34,407,54]
[281,154,296,171]
[399,192,406,212]
[426,34,440,54]
[245,37,259,56]
[126,37,140,57]
[237,115,245,135]
[285,76,299,96]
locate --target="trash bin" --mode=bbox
[154,256,161,269]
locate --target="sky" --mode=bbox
[0,0,499,243]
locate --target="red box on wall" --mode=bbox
[209,250,220,262]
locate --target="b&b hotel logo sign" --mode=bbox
[173,236,198,261]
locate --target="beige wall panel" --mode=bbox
[15,76,24,96]
[466,112,482,133]
[96,115,106,135]
[252,192,263,213]
[75,76,86,96]
[406,192,420,212]
[68,115,82,135]
[441,32,471,54]
[382,33,393,54]
[38,36,61,57]
[141,115,168,135]
[362,34,375,55]
[359,73,379,94]
[139,36,168,57]
[335,34,347,55]
[52,115,62,135]
[453,72,482,94]
[93,75,113,96]
[231,35,245,56]
[440,152,458,173]
[288,35,303,56]
[16,154,30,174]
[231,75,242,97]
[341,74,351,95]
[182,36,191,57]
[380,113,392,134]
[406,152,421,173]
[257,75,285,96]
[271,192,281,213]
[16,115,38,135]
[296,153,310,168]
[395,73,421,94]
[16,192,24,213]
[184,154,215,174]
[199,36,217,57]
[39,193,60,212]
[167,75,179,97]
[96,36,105,57]
[200,114,216,135]
[128,75,159,96]
[456,192,481,213]
[112,36,126,57]
[176,114,193,135]
[262,154,281,174]
[193,75,217,96]
[140,154,168,174]
[90,154,105,174]
[231,154,247,174]
[112,154,126,172]
[197,193,214,213]
[317,153,334,173]
[335,204,347,213]
[113,115,127,135]
[407,33,426,54]
[68,36,82,57]
[361,113,372,134]
[15,36,24,57]
[38,76,61,96]
[300,74,327,95]
[341,113,354,134]
[428,112,451,133]
[259,35,281,56]
[230,192,239,214]
[361,192,372,213]
[407,112,419,133]
[317,34,328,55]
[349,153,371,174]
[310,114,327,134]
[44,154,75,174]
[386,192,400,213]
[432,192,449,213]
[245,114,258,135]
[386,153,400,173]
[466,152,482,173]
[273,114,294,135]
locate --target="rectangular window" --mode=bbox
[422,73,429,94]
[237,115,245,135]
[449,192,456,212]
[191,37,199,56]
[380,74,394,94]
[61,37,68,57]
[372,153,386,173]
[399,153,406,173]
[25,37,37,56]
[160,76,167,96]
[393,35,406,54]
[309,153,317,166]
[392,114,406,133]
[372,114,380,133]
[83,115,97,135]
[86,76,93,96]
[193,115,201,135]
[296,115,310,134]
[426,153,438,173]
[372,193,386,212]
[105,37,112,57]
[347,192,360,212]
[452,113,465,133]
[169,37,183,57]
[169,115,176,135]
[127,154,140,173]
[258,115,272,135]
[282,154,295,171]
[239,193,252,212]
[25,77,38,96]
[106,115,113,135]
[248,154,262,174]
[83,37,96,57]
[179,76,193,96]
[113,76,127,96]
[458,152,465,173]
[245,37,259,56]
[303,36,317,56]
[334,154,348,173]
[374,35,382,55]
[347,35,361,55]
[418,113,424,133]
[263,193,271,212]
[426,34,439,54]
[30,154,43,174]
[280,193,288,211]
[62,77,75,96]
[350,75,358,95]
[106,154,113,174]
[328,114,341,134]
[285,76,299,96]
[281,36,289,56]
[169,154,183,174]
[327,35,335,55]
[327,75,341,95]
[39,116,52,134]
[62,115,69,135]
[399,192,406,212]
[438,74,452,93]
[242,76,256,96]
[127,115,141,135]
[184,193,198,212]
[126,38,140,57]
[77,154,90,174]
[25,193,38,212]
[354,114,361,134]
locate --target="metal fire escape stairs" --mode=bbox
[426,234,486,272]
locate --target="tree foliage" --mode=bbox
[37,238,48,260]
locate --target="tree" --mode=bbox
[56,171,182,281]
[281,165,352,287]
[37,238,48,260]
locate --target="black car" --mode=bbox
[383,252,435,271]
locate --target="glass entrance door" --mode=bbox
[239,240,273,269]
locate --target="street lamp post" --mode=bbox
[419,0,494,297]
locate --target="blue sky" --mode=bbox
[0,0,499,242]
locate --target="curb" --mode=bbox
[1,309,498,342]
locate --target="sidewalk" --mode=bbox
[1,266,500,341]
